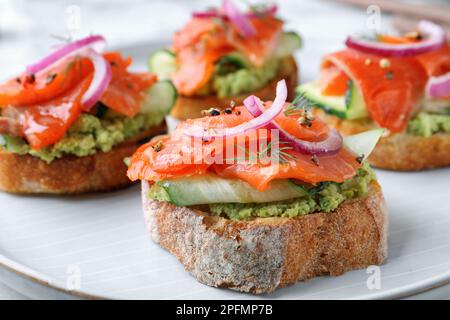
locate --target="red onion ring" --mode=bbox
[244,95,343,155]
[184,79,287,139]
[426,71,450,98]
[26,35,106,75]
[345,20,446,57]
[80,49,112,110]
[192,4,277,19]
[222,0,256,38]
[192,9,221,19]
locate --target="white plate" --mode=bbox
[1,41,450,300]
[1,168,450,299]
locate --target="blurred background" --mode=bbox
[0,0,449,80]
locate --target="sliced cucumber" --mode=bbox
[0,135,28,154]
[344,129,384,160]
[148,49,177,80]
[157,173,308,206]
[345,81,368,119]
[297,81,347,118]
[296,81,368,120]
[140,80,177,115]
[274,31,302,58]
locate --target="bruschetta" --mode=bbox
[127,80,388,293]
[0,35,176,194]
[297,21,450,170]
[148,0,301,119]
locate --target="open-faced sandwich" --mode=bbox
[149,0,301,120]
[0,35,176,194]
[297,21,450,171]
[127,80,388,294]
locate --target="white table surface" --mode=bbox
[0,0,448,300]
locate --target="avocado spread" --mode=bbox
[0,110,165,163]
[148,162,376,220]
[196,56,281,98]
[408,111,450,137]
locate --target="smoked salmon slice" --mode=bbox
[211,147,359,191]
[21,77,91,149]
[127,106,360,190]
[226,17,283,67]
[100,53,157,117]
[0,57,92,107]
[319,66,349,96]
[321,49,428,132]
[0,52,156,149]
[171,16,283,96]
[416,43,450,78]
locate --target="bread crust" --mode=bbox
[170,56,299,120]
[316,110,450,171]
[142,180,388,294]
[0,124,165,194]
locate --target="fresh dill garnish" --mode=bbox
[284,93,313,116]
[225,140,297,164]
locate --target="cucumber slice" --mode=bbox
[0,135,28,154]
[274,31,302,58]
[140,80,177,115]
[345,81,368,119]
[344,129,384,160]
[148,49,177,80]
[297,81,347,118]
[157,173,308,206]
[296,81,368,120]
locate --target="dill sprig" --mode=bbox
[226,140,297,165]
[284,93,313,116]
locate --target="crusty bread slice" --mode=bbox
[0,123,165,194]
[141,180,388,294]
[316,110,450,171]
[170,56,299,120]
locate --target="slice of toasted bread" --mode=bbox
[141,180,388,294]
[170,56,299,120]
[0,123,165,194]
[315,110,450,171]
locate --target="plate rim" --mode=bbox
[2,246,450,299]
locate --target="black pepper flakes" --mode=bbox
[201,107,221,117]
[223,108,233,114]
[45,73,57,85]
[210,109,220,116]
[110,61,118,67]
[15,77,22,84]
[386,71,394,80]
[298,110,315,127]
[152,141,164,152]
[356,154,365,164]
[25,73,36,84]
[311,155,320,166]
